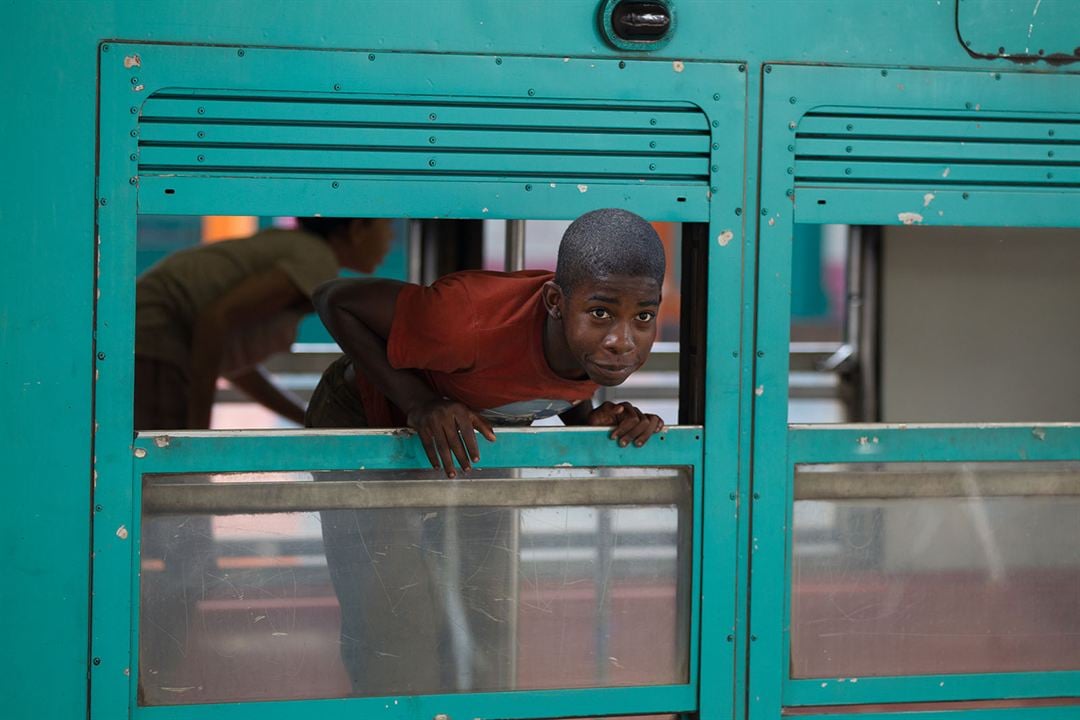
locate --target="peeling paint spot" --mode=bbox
[898,211,924,225]
[821,682,828,688]
[563,57,570,62]
[1032,427,1046,440]
[938,210,944,216]
[160,687,197,693]
[481,207,489,213]
[672,60,684,73]
[975,103,981,111]
[857,436,870,446]
[123,54,141,68]
[271,632,288,637]
[134,448,147,458]
[767,218,776,226]
[555,462,574,467]
[154,435,170,448]
[550,183,556,188]
[123,668,130,676]
[755,385,764,396]
[718,230,734,247]
[132,84,144,92]
[851,678,859,683]
[923,192,935,207]
[942,167,951,178]
[577,184,588,193]
[116,525,128,540]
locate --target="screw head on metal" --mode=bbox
[197,131,205,138]
[650,118,657,126]
[130,77,139,85]
[880,69,888,77]
[429,159,436,167]
[650,164,657,171]
[738,63,746,72]
[712,120,719,128]
[95,504,103,512]
[99,198,107,206]
[331,181,339,189]
[237,48,245,57]
[197,154,205,162]
[129,106,138,114]
[495,57,502,65]
[129,153,137,161]
[713,93,721,101]
[525,184,532,191]
[101,44,109,52]
[93,657,102,666]
[734,207,742,216]
[334,83,341,91]
[429,113,437,121]
[197,107,205,115]
[97,351,106,360]
[129,177,137,185]
[711,164,719,172]
[528,88,535,96]
[760,208,768,215]
[618,60,626,69]
[764,65,772,73]
[368,53,376,61]
[429,136,437,144]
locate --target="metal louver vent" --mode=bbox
[795,109,1080,190]
[137,91,711,184]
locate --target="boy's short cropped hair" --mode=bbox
[554,208,666,292]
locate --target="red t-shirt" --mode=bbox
[353,270,598,427]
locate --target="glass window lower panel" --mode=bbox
[138,467,691,705]
[791,462,1080,679]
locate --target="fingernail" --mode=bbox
[636,440,644,447]
[620,440,628,447]
[448,471,456,479]
[473,456,480,462]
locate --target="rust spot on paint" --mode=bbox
[124,54,141,68]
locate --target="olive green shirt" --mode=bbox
[135,228,339,379]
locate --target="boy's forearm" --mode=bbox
[228,366,306,425]
[186,315,228,429]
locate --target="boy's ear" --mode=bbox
[541,280,565,320]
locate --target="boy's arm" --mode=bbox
[313,278,495,477]
[560,399,665,447]
[187,268,306,428]
[227,365,307,425]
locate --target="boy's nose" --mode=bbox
[602,323,635,354]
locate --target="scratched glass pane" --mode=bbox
[791,462,1080,679]
[138,467,690,705]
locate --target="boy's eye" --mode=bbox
[589,308,612,320]
[636,311,656,322]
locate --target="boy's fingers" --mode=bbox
[443,424,473,474]
[472,413,497,443]
[434,428,458,478]
[456,411,482,465]
[417,427,441,469]
[629,416,662,446]
[611,413,643,442]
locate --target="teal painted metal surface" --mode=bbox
[751,59,1080,720]
[957,0,1080,61]
[796,706,1080,720]
[89,40,743,720]
[6,2,1080,719]
[786,670,1080,706]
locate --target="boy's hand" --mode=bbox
[586,401,665,447]
[407,399,496,478]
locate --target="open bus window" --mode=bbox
[134,215,699,433]
[789,225,1080,424]
[138,466,692,705]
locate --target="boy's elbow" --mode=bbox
[311,279,341,321]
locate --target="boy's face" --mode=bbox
[340,218,394,274]
[556,274,662,386]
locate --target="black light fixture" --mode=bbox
[599,0,675,51]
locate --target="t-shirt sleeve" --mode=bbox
[274,232,341,298]
[387,275,478,373]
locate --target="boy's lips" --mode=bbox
[588,360,636,380]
